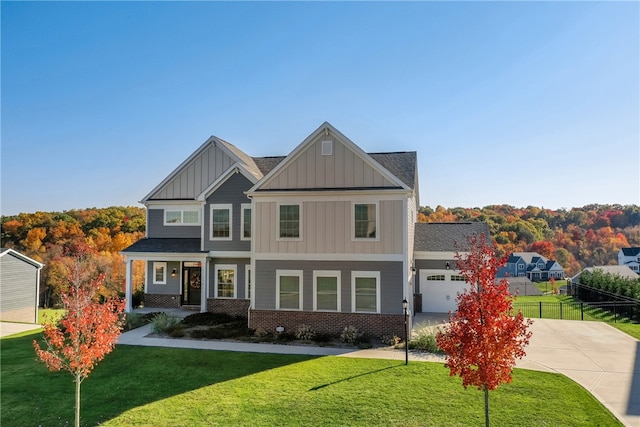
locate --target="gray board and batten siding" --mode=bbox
[148,209,200,239]
[203,172,253,253]
[0,249,43,324]
[254,259,403,314]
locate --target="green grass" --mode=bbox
[611,323,640,340]
[2,331,622,426]
[38,308,66,324]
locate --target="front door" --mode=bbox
[181,263,202,306]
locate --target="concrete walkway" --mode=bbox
[117,317,639,427]
[0,322,41,338]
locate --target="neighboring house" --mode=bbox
[0,248,43,324]
[570,265,639,285]
[497,252,565,281]
[618,247,640,274]
[413,222,490,313]
[122,122,419,337]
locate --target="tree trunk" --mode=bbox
[484,386,490,427]
[75,376,81,427]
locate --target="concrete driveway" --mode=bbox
[516,319,639,427]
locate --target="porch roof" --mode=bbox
[121,238,204,254]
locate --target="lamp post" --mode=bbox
[402,298,408,365]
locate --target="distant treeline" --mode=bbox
[419,204,640,276]
[1,206,146,306]
[1,204,638,305]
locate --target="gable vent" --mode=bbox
[321,140,333,156]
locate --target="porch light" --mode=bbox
[445,262,450,270]
[171,268,177,277]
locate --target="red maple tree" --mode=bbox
[33,245,125,427]
[436,233,532,427]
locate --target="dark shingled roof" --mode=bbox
[369,152,417,189]
[121,238,204,254]
[252,156,286,175]
[414,222,490,252]
[621,247,640,256]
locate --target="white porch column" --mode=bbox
[124,257,133,313]
[200,259,209,313]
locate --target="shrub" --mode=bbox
[166,324,185,338]
[182,312,237,326]
[380,334,402,346]
[150,312,181,334]
[123,312,147,331]
[295,324,316,341]
[408,322,444,354]
[132,289,145,308]
[340,325,364,344]
[254,327,270,338]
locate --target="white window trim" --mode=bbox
[312,270,341,312]
[276,269,303,310]
[241,203,251,241]
[351,271,380,313]
[245,264,251,300]
[214,264,237,299]
[276,203,302,241]
[164,209,200,226]
[352,201,380,242]
[210,204,233,241]
[153,262,167,285]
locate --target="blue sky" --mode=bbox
[2,1,638,216]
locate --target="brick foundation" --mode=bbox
[144,294,181,308]
[249,310,407,339]
[207,298,250,318]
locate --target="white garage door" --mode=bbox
[420,271,468,313]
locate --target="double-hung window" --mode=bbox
[210,204,232,240]
[313,271,341,311]
[241,204,251,240]
[215,265,236,298]
[153,262,167,284]
[165,210,200,225]
[278,204,301,239]
[276,270,303,310]
[351,271,380,313]
[354,203,377,239]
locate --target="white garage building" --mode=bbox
[413,222,490,313]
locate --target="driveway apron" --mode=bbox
[516,319,639,427]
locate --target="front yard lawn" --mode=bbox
[2,331,622,426]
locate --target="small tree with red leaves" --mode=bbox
[33,244,125,427]
[436,234,532,427]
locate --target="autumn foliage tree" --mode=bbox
[436,234,532,427]
[33,244,125,427]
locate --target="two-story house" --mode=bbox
[618,247,640,274]
[497,252,565,281]
[122,122,418,337]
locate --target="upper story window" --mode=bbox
[164,210,200,225]
[241,204,251,240]
[354,203,377,239]
[210,204,232,240]
[278,204,301,239]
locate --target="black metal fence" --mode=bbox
[512,300,640,323]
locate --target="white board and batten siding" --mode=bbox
[254,199,404,256]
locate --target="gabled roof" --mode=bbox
[511,252,548,265]
[0,248,44,268]
[248,122,415,193]
[414,222,490,252]
[142,136,262,203]
[620,247,640,256]
[252,156,285,175]
[577,265,639,280]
